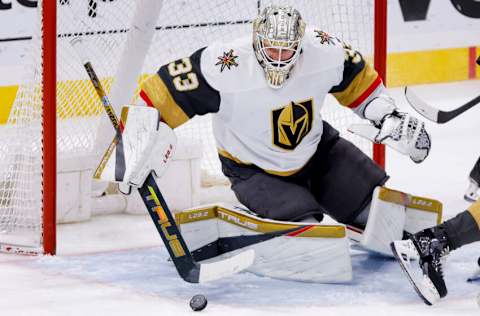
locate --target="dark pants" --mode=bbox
[220,122,388,225]
[470,156,480,184]
[439,210,480,250]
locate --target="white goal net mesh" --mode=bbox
[0,0,378,252]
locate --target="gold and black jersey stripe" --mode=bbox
[329,45,382,109]
[140,47,221,128]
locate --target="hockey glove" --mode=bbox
[349,98,431,163]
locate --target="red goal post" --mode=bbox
[42,0,57,256]
[373,0,387,168]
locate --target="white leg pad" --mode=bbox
[359,187,442,256]
[360,187,406,256]
[404,197,442,234]
[177,203,352,283]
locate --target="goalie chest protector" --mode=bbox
[199,28,346,175]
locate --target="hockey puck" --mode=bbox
[190,294,208,311]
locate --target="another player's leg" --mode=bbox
[391,200,480,305]
[464,156,480,202]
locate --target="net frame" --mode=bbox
[1,0,386,255]
[42,0,57,255]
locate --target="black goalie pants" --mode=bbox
[220,121,388,225]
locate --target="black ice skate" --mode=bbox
[390,227,449,305]
[467,256,480,282]
[464,180,479,202]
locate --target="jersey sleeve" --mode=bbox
[139,47,221,128]
[329,41,384,118]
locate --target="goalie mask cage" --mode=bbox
[0,0,387,255]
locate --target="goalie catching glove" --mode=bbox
[94,105,176,188]
[349,96,431,163]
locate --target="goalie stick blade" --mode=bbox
[179,249,255,283]
[404,87,441,123]
[405,87,480,124]
[198,249,255,283]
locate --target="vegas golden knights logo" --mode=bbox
[272,99,313,150]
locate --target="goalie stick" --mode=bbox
[71,38,254,284]
[404,87,480,124]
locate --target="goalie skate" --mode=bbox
[464,180,479,203]
[390,239,445,305]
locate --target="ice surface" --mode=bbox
[1,81,479,315]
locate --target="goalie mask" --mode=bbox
[253,6,306,89]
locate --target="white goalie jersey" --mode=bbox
[140,27,384,176]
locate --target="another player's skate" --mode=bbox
[464,180,479,202]
[467,269,480,282]
[467,257,480,282]
[390,227,449,305]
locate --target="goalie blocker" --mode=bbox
[94,105,176,188]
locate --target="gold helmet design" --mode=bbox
[253,5,306,89]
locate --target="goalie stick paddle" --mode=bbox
[405,87,480,124]
[71,38,254,283]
